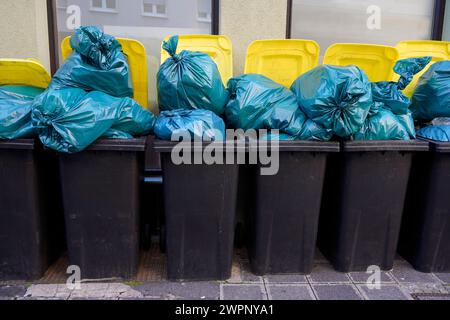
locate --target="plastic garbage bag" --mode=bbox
[291,65,372,138]
[49,26,133,97]
[0,85,45,97]
[353,58,430,140]
[353,103,415,141]
[432,117,450,126]
[226,74,332,141]
[396,112,416,138]
[411,61,450,122]
[260,132,297,141]
[31,88,155,153]
[0,89,37,139]
[417,125,450,142]
[371,57,432,115]
[157,36,229,115]
[154,109,225,141]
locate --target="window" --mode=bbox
[90,0,117,13]
[290,0,436,58]
[56,0,68,9]
[197,0,212,22]
[142,0,167,18]
[51,0,216,111]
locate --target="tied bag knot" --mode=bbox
[162,36,181,63]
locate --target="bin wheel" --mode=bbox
[235,222,245,249]
[159,225,167,254]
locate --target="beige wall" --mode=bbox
[220,0,288,76]
[0,0,50,73]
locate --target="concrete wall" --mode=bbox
[0,0,50,72]
[220,0,288,76]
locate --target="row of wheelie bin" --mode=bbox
[1,134,449,282]
[1,34,449,282]
[162,137,448,279]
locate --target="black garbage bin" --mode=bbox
[0,139,64,281]
[399,138,450,272]
[154,140,240,281]
[59,138,146,279]
[318,140,429,273]
[247,141,340,275]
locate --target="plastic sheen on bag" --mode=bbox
[49,26,133,98]
[226,74,331,141]
[0,89,37,140]
[411,61,450,122]
[353,58,430,141]
[353,104,415,141]
[417,125,450,142]
[0,85,45,98]
[31,88,155,153]
[291,65,373,138]
[260,132,297,141]
[157,36,229,115]
[154,109,225,141]
[371,57,432,115]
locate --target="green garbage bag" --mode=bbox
[411,61,450,122]
[0,85,45,97]
[154,109,225,141]
[291,65,373,138]
[260,132,297,141]
[157,36,229,115]
[353,103,415,141]
[31,88,155,153]
[371,57,431,115]
[0,89,37,139]
[49,26,133,97]
[432,117,450,126]
[226,74,332,141]
[353,58,430,141]
[417,125,450,142]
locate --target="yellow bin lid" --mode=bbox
[323,43,399,82]
[396,40,450,98]
[61,36,149,108]
[245,39,320,88]
[161,35,233,85]
[0,59,50,88]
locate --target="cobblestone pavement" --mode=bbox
[1,250,449,301]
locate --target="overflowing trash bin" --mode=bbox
[3,26,448,282]
[155,36,244,280]
[0,59,65,281]
[221,71,336,275]
[248,140,339,275]
[154,140,240,281]
[30,27,155,279]
[315,57,432,272]
[398,61,450,273]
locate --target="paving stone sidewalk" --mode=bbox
[1,250,449,301]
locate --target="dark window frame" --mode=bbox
[432,0,447,40]
[47,0,220,75]
[286,0,447,40]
